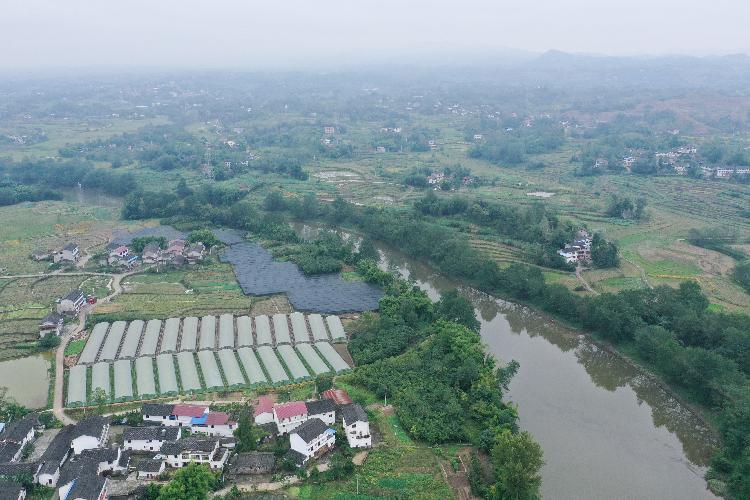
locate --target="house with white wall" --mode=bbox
[123,426,179,452]
[341,404,371,448]
[288,418,335,465]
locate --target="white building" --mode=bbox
[189,411,237,438]
[273,401,308,435]
[341,404,371,448]
[56,289,86,315]
[53,243,80,264]
[288,418,335,465]
[70,416,109,455]
[253,396,274,425]
[137,458,165,480]
[123,426,179,452]
[304,400,336,427]
[157,438,229,470]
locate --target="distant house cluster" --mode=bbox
[106,238,205,270]
[254,390,370,467]
[141,403,237,438]
[427,171,475,189]
[30,242,80,265]
[557,229,592,265]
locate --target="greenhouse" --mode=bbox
[113,359,133,400]
[161,317,180,353]
[99,321,126,361]
[91,362,111,398]
[315,342,351,372]
[308,314,329,341]
[237,347,267,385]
[325,315,347,341]
[135,356,157,397]
[120,320,144,358]
[277,344,310,380]
[218,314,234,348]
[198,350,224,389]
[199,315,216,350]
[272,314,291,344]
[236,315,253,346]
[177,352,201,391]
[67,365,87,405]
[217,349,245,387]
[256,345,289,383]
[180,316,198,351]
[140,319,161,356]
[156,354,178,394]
[255,315,272,345]
[79,322,109,364]
[289,312,310,343]
[296,342,330,375]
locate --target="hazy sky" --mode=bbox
[2,0,749,70]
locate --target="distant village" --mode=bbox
[0,388,371,499]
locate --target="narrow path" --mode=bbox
[622,256,653,289]
[0,271,115,279]
[52,267,147,424]
[575,266,599,295]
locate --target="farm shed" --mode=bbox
[91,362,111,399]
[296,343,330,375]
[199,315,216,350]
[237,347,267,385]
[218,349,245,388]
[308,314,329,341]
[314,342,350,372]
[198,350,224,390]
[289,312,310,343]
[140,319,161,356]
[176,352,201,391]
[156,354,178,394]
[180,316,198,351]
[113,359,133,400]
[119,320,144,358]
[161,317,180,353]
[99,321,126,361]
[79,322,109,364]
[135,356,157,397]
[236,316,253,346]
[272,314,291,344]
[218,314,235,348]
[256,345,289,384]
[325,315,347,341]
[254,315,272,345]
[277,344,309,380]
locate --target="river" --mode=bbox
[292,223,719,499]
[0,353,51,409]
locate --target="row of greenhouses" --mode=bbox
[66,341,351,406]
[77,313,348,365]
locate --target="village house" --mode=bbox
[273,401,308,435]
[39,313,64,337]
[304,400,336,426]
[53,243,80,264]
[557,230,592,265]
[229,452,276,476]
[141,403,174,425]
[37,425,75,486]
[137,458,165,480]
[323,126,335,135]
[716,167,734,178]
[157,437,229,469]
[141,242,162,264]
[253,396,274,426]
[0,463,40,487]
[70,416,109,455]
[288,418,335,465]
[165,239,186,257]
[123,426,179,452]
[30,249,51,261]
[473,134,483,141]
[342,404,371,448]
[321,388,353,406]
[142,403,209,427]
[0,442,22,463]
[0,481,25,500]
[0,413,38,450]
[427,172,445,185]
[78,446,128,476]
[190,411,237,438]
[57,473,107,500]
[56,289,86,315]
[186,243,206,263]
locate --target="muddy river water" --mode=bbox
[378,247,718,500]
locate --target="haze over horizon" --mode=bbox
[1,0,750,71]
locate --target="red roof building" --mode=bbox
[172,404,208,418]
[273,401,307,421]
[322,389,353,406]
[254,395,274,417]
[204,412,233,425]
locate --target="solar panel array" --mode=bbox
[218,238,382,313]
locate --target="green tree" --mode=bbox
[38,334,61,350]
[490,430,544,500]
[234,408,264,452]
[436,289,480,332]
[315,373,334,393]
[157,463,216,500]
[187,229,220,249]
[91,387,108,415]
[591,233,619,268]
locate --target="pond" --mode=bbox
[0,353,51,409]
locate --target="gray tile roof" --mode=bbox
[284,448,306,467]
[70,416,108,440]
[65,474,106,500]
[305,400,335,416]
[291,418,328,443]
[123,426,179,442]
[0,442,20,463]
[160,438,218,456]
[137,458,164,473]
[0,481,24,498]
[341,404,368,424]
[2,413,37,443]
[231,452,275,473]
[38,425,74,475]
[142,403,174,417]
[63,243,79,252]
[63,289,85,302]
[0,462,41,478]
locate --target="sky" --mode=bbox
[1,0,749,70]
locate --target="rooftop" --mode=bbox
[71,416,108,440]
[124,426,179,442]
[341,404,368,424]
[63,289,85,302]
[66,474,107,500]
[2,413,38,443]
[138,458,165,473]
[172,404,208,418]
[160,438,218,456]
[305,399,335,416]
[253,395,274,417]
[292,418,330,443]
[321,388,352,406]
[274,401,307,421]
[142,403,174,417]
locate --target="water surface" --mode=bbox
[0,354,51,409]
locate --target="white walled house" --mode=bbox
[157,438,229,470]
[273,401,308,435]
[123,426,179,452]
[56,289,86,315]
[137,458,165,480]
[253,395,274,425]
[305,400,336,426]
[341,404,371,448]
[288,418,335,464]
[189,411,237,438]
[53,243,80,264]
[142,403,174,425]
[170,404,208,426]
[70,416,109,455]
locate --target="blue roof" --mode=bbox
[191,415,208,425]
[324,428,336,435]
